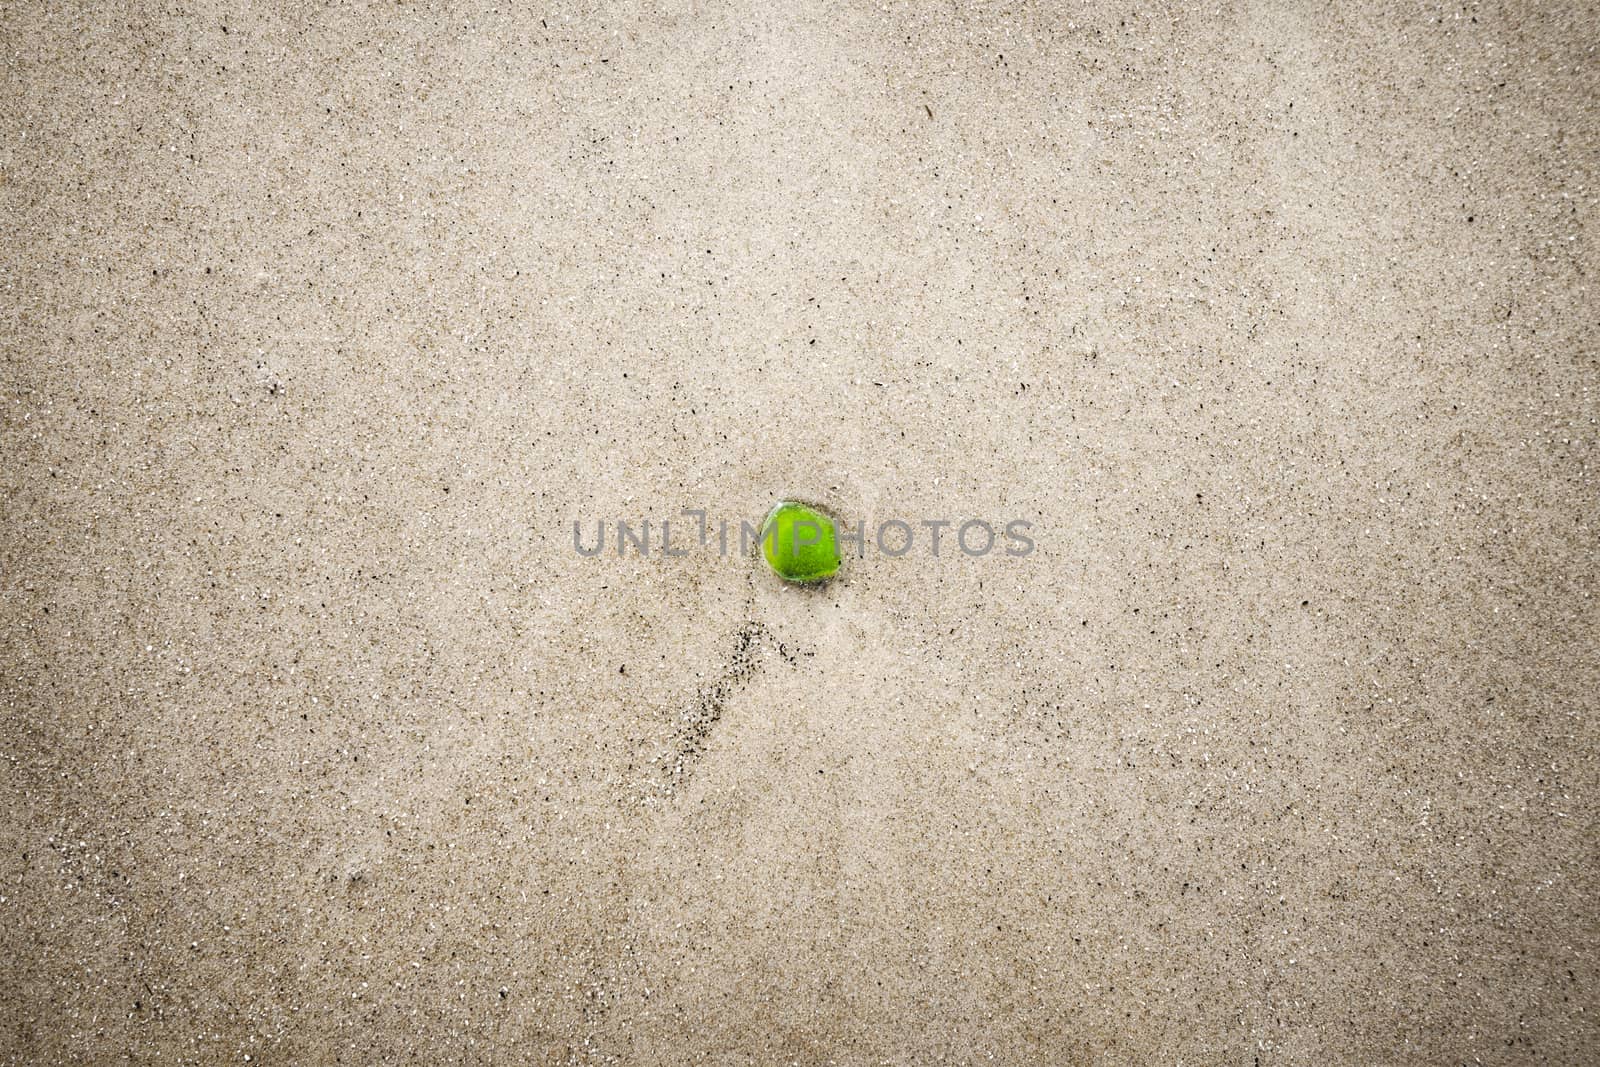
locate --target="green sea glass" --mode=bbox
[760,500,841,584]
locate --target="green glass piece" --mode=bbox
[760,500,841,584]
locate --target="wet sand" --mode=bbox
[3,0,1598,1062]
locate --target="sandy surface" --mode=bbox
[3,0,1599,1063]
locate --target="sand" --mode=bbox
[3,0,1598,1062]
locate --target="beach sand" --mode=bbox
[3,0,1598,1062]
